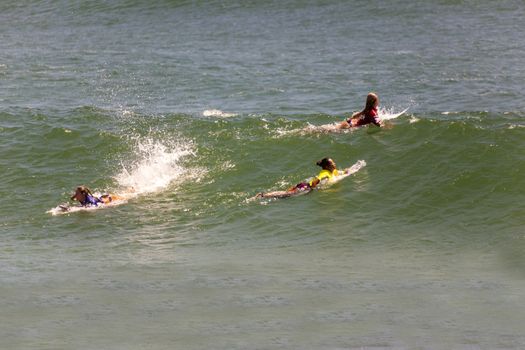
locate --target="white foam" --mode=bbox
[509,124,525,129]
[120,109,136,117]
[203,109,237,118]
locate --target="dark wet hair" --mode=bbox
[71,185,93,200]
[316,158,333,169]
[77,186,93,195]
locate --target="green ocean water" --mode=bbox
[1,1,525,349]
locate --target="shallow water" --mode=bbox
[1,1,525,349]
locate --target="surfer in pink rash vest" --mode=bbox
[338,92,381,129]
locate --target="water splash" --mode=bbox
[114,137,195,195]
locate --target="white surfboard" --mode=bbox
[326,159,366,185]
[47,203,101,215]
[377,107,409,121]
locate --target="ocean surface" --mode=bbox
[1,1,525,349]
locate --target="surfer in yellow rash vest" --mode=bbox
[256,158,339,198]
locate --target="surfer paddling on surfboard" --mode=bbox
[256,157,339,199]
[338,92,381,129]
[301,93,406,134]
[51,185,135,214]
[70,185,122,207]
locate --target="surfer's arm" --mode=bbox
[350,111,363,119]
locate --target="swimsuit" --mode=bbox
[295,182,309,190]
[347,107,380,127]
[80,194,102,207]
